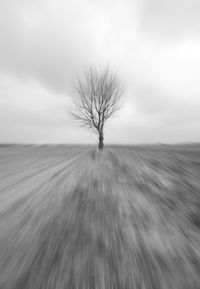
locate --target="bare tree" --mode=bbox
[71,67,123,150]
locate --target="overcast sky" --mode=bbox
[0,0,200,144]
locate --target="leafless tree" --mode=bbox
[71,67,123,150]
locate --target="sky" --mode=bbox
[0,0,200,144]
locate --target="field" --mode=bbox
[0,144,200,288]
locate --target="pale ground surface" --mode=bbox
[0,144,200,288]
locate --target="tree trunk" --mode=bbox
[98,132,104,150]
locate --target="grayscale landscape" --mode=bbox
[0,144,200,288]
[1,0,200,288]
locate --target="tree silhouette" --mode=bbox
[71,67,123,150]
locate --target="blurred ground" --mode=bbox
[0,144,200,288]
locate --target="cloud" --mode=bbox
[0,0,200,143]
[141,0,200,42]
[0,0,100,94]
